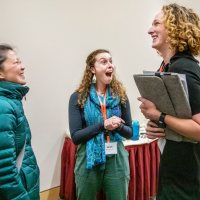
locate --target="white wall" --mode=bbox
[0,0,199,191]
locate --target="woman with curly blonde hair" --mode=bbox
[138,3,200,200]
[68,49,132,200]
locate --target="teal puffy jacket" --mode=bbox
[0,81,40,200]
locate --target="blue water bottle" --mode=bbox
[131,120,140,140]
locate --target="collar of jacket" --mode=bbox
[170,50,199,64]
[0,81,29,100]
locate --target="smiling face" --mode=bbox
[0,50,26,85]
[91,52,114,88]
[148,11,170,53]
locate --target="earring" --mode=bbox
[92,74,96,83]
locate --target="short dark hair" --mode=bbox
[0,44,13,69]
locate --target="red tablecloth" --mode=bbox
[60,138,160,200]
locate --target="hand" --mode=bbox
[146,120,165,139]
[104,116,125,131]
[138,97,161,121]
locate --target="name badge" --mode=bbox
[105,142,117,155]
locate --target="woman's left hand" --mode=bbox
[146,120,165,139]
[138,97,161,121]
[104,116,125,131]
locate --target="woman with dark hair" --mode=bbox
[68,49,132,200]
[0,44,40,200]
[138,3,200,200]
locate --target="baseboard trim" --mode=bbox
[40,186,60,200]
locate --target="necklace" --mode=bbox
[96,88,106,96]
[96,91,105,96]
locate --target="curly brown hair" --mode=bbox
[76,49,127,108]
[162,3,200,56]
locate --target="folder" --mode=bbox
[133,72,196,143]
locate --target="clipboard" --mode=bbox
[133,72,195,143]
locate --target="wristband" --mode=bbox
[158,112,166,128]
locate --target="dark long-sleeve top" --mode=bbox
[68,92,132,145]
[167,51,200,116]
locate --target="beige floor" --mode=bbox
[40,186,60,200]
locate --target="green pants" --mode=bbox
[75,142,130,200]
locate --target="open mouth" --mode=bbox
[105,72,112,77]
[152,35,158,41]
[20,74,25,79]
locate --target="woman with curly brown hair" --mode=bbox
[68,49,132,200]
[138,3,200,200]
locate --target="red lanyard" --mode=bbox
[98,94,107,120]
[159,61,165,72]
[97,93,110,142]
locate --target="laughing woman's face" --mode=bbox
[0,50,26,85]
[148,10,169,53]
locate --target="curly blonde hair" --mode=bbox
[162,3,200,56]
[76,49,127,108]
